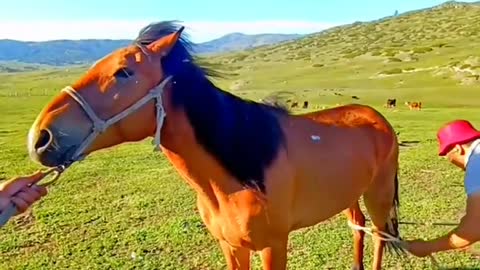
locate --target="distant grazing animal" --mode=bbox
[385,99,396,108]
[259,98,282,108]
[27,21,403,270]
[405,101,422,110]
[291,101,298,108]
[302,101,309,109]
[352,95,359,100]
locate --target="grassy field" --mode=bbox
[3,78,480,270]
[2,2,480,269]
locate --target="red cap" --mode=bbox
[437,120,480,156]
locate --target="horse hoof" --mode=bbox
[351,265,364,270]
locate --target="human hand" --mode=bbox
[0,171,48,215]
[404,239,433,257]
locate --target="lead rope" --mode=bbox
[0,165,66,227]
[347,221,442,269]
[152,84,167,152]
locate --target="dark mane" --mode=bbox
[134,21,289,193]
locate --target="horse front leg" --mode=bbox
[259,237,288,270]
[219,240,251,270]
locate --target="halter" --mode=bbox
[0,76,172,227]
[61,75,173,163]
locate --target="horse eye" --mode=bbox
[114,68,134,78]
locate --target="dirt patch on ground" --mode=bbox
[11,209,37,230]
[230,79,251,91]
[469,243,480,260]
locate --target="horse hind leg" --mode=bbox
[363,166,401,270]
[343,201,366,270]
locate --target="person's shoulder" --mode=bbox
[472,139,480,154]
[465,141,480,196]
[466,139,480,166]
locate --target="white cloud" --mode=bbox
[0,20,340,43]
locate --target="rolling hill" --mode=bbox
[197,32,303,54]
[0,32,302,67]
[197,0,480,107]
[2,0,480,109]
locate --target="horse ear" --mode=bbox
[147,26,185,56]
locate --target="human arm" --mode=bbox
[406,193,480,257]
[406,145,480,258]
[0,171,48,215]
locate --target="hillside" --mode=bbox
[197,32,302,54]
[3,1,480,108]
[0,39,131,66]
[199,0,480,108]
[0,32,302,67]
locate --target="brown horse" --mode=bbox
[26,21,402,270]
[405,101,422,111]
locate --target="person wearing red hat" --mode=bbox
[0,172,48,218]
[406,119,480,257]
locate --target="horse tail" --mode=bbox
[385,169,404,256]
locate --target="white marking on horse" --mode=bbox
[311,135,321,142]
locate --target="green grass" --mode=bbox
[2,85,480,270]
[1,2,480,269]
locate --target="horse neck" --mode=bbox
[159,80,245,209]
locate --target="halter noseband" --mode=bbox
[61,75,172,163]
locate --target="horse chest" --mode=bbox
[196,193,270,250]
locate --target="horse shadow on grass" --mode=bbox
[399,140,420,149]
[440,251,480,270]
[441,267,478,270]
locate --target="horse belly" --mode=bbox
[196,193,271,251]
[290,161,373,230]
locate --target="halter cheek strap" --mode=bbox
[0,76,172,228]
[61,75,172,163]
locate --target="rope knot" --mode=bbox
[92,121,107,133]
[150,90,161,98]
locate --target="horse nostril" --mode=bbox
[35,129,53,154]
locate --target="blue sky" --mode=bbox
[0,0,476,42]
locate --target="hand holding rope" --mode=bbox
[347,221,442,269]
[0,165,66,227]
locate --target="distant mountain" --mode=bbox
[0,39,132,66]
[199,0,480,97]
[0,32,304,67]
[194,32,303,55]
